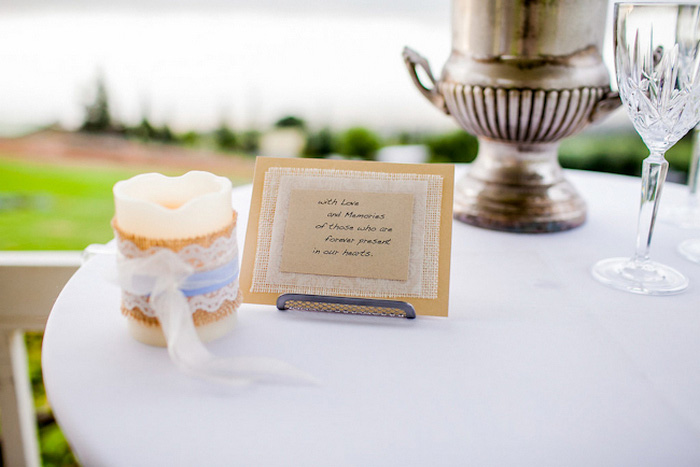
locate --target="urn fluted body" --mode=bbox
[404,0,620,232]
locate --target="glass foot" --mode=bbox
[660,204,700,229]
[592,257,688,295]
[678,239,700,263]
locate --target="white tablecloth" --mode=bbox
[43,169,700,466]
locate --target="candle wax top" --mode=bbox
[113,171,233,239]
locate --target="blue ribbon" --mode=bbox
[179,259,239,297]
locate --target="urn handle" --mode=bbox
[590,89,621,123]
[402,47,449,114]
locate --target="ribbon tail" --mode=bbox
[201,356,320,386]
[152,288,318,387]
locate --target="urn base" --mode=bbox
[454,139,586,233]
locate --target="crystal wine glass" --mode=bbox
[660,7,700,229]
[592,3,700,295]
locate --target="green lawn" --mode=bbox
[0,157,183,250]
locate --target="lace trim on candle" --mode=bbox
[115,226,238,271]
[122,280,240,320]
[112,212,238,252]
[114,222,240,319]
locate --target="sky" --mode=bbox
[0,1,459,134]
[0,0,630,135]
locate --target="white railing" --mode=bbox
[0,251,81,467]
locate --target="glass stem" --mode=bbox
[633,151,668,263]
[687,127,700,206]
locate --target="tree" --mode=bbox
[179,130,201,147]
[274,115,306,130]
[80,75,113,133]
[395,131,423,145]
[215,121,238,151]
[304,127,335,158]
[239,130,261,154]
[424,130,479,163]
[130,117,158,141]
[337,127,382,160]
[157,124,176,144]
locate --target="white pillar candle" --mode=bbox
[113,171,233,238]
[112,170,239,347]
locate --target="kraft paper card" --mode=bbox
[239,157,454,317]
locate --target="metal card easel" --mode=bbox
[276,294,416,319]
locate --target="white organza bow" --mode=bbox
[115,249,317,386]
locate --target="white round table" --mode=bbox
[43,169,700,466]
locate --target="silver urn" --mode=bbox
[404,0,620,233]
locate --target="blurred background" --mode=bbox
[0,0,695,465]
